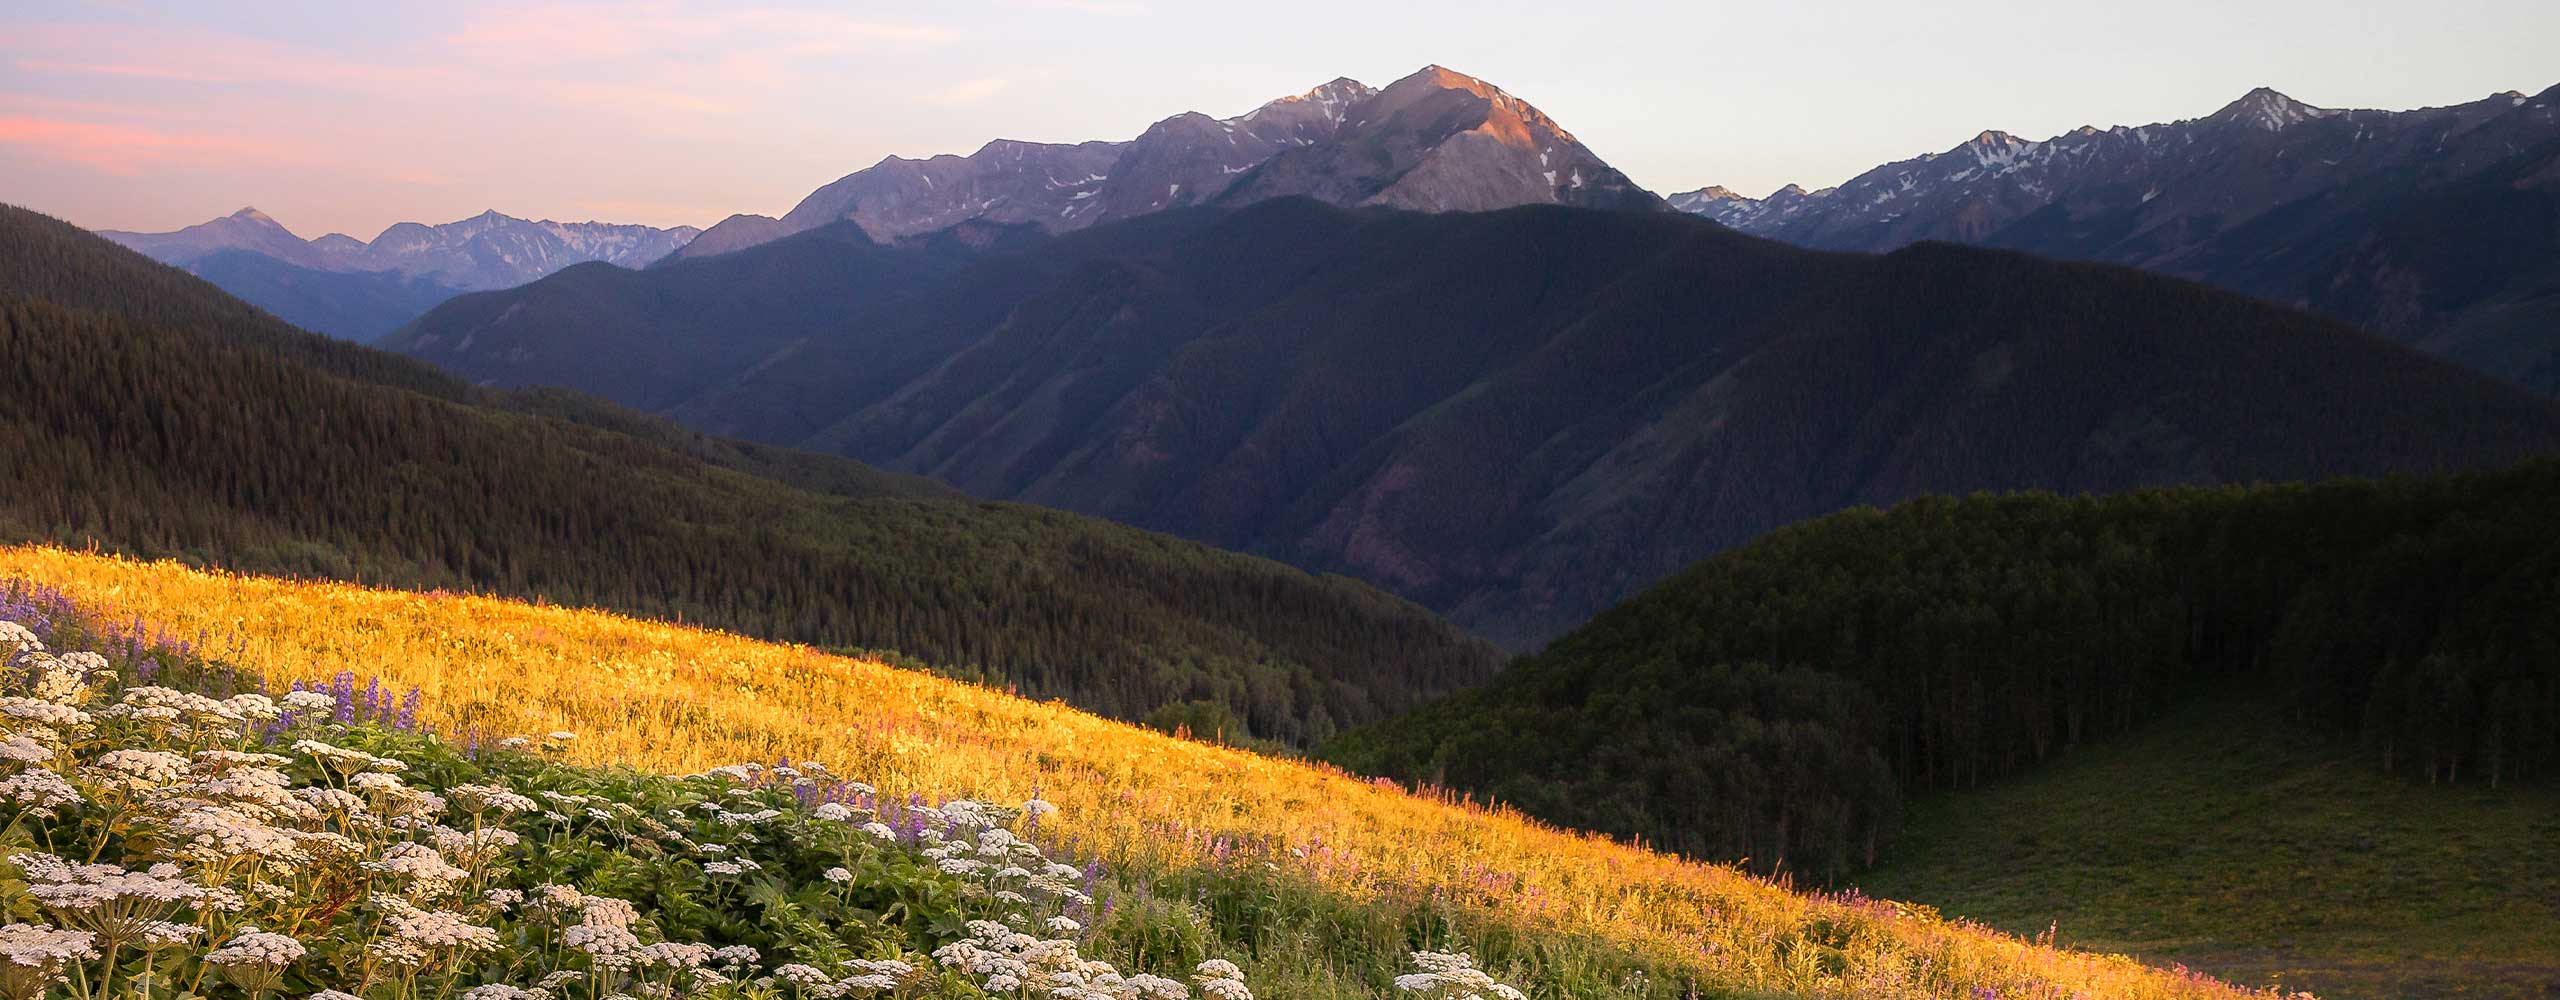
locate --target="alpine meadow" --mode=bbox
[4,3,2558,999]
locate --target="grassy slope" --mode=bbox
[0,546,2283,1000]
[1858,691,2560,1000]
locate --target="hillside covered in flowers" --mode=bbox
[0,586,1545,999]
[0,549,2306,1000]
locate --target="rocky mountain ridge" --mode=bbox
[674,66,1661,259]
[102,207,702,291]
[1670,83,2560,392]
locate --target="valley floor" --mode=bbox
[1857,690,2560,1000]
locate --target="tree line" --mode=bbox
[1325,461,2560,880]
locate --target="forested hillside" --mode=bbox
[1325,459,2560,880]
[397,219,1034,410]
[0,204,1501,745]
[183,247,463,342]
[397,197,2560,647]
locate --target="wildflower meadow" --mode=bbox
[0,548,2299,1000]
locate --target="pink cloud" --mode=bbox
[8,7,935,127]
[445,2,955,63]
[383,171,453,187]
[1011,0,1148,14]
[0,115,302,175]
[924,77,1012,107]
[546,82,731,117]
[0,92,187,121]
[13,60,237,83]
[9,23,470,97]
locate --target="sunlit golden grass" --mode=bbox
[1,545,2279,999]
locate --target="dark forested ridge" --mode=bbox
[396,197,2560,647]
[0,204,954,505]
[390,219,1030,412]
[0,204,1501,745]
[1,204,471,400]
[182,248,464,343]
[1323,460,2560,881]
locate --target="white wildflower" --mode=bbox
[774,963,833,988]
[389,908,499,952]
[88,749,189,787]
[0,736,53,764]
[1395,951,1525,1000]
[447,783,536,816]
[222,693,280,722]
[0,768,82,816]
[207,927,305,967]
[0,622,42,656]
[0,923,96,995]
[0,699,89,729]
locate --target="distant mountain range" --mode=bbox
[94,64,1658,338]
[96,207,701,340]
[1672,84,2560,394]
[390,193,2560,648]
[103,207,701,288]
[673,65,1660,261]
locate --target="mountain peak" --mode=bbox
[1391,64,1508,101]
[1665,185,1754,212]
[1214,62,1656,215]
[1228,77,1375,130]
[2213,86,2334,131]
[229,207,277,224]
[1308,76,1368,97]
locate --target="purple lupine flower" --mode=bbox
[330,671,357,724]
[0,581,74,641]
[396,687,422,731]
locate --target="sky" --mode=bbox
[4,0,2557,238]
